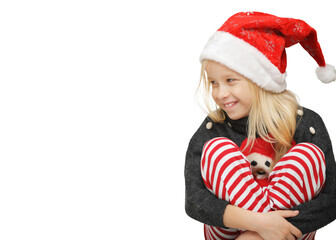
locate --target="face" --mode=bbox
[205,61,252,120]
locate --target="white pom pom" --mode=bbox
[316,64,336,83]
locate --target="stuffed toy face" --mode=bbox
[245,152,272,179]
[240,138,275,179]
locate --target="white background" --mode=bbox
[1,0,335,239]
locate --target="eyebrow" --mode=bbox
[207,73,238,80]
[221,74,237,79]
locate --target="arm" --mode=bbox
[185,135,228,228]
[224,205,302,240]
[184,117,302,232]
[287,110,336,233]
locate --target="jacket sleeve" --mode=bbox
[184,119,229,228]
[287,111,336,234]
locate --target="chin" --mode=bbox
[226,112,248,120]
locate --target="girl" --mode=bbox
[185,12,336,240]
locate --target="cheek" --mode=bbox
[243,92,252,107]
[211,89,218,102]
[239,86,252,106]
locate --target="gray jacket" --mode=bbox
[185,107,336,234]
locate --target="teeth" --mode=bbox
[225,102,235,107]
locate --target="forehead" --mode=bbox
[205,60,242,78]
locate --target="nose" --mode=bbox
[217,85,230,99]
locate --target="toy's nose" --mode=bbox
[265,161,271,167]
[251,161,257,166]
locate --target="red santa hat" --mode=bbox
[200,11,336,93]
[240,137,275,159]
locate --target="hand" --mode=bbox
[236,231,263,240]
[255,210,302,240]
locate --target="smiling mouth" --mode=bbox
[224,102,238,108]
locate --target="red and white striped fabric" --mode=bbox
[201,137,326,240]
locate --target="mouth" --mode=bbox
[223,101,238,109]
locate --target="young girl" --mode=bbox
[185,12,336,240]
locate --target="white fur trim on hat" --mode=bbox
[316,64,336,83]
[200,31,287,93]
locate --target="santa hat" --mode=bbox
[200,12,336,93]
[240,138,275,159]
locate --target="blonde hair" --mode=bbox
[197,60,300,164]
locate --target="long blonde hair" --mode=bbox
[197,60,300,164]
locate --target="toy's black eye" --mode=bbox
[265,161,271,167]
[251,161,257,166]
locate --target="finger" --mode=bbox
[278,210,299,218]
[290,226,303,239]
[286,233,295,240]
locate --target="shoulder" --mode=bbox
[295,107,330,151]
[299,107,323,120]
[187,116,227,152]
[297,107,325,130]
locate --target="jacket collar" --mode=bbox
[224,112,249,135]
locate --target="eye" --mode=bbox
[227,78,236,83]
[210,80,218,85]
[251,160,257,166]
